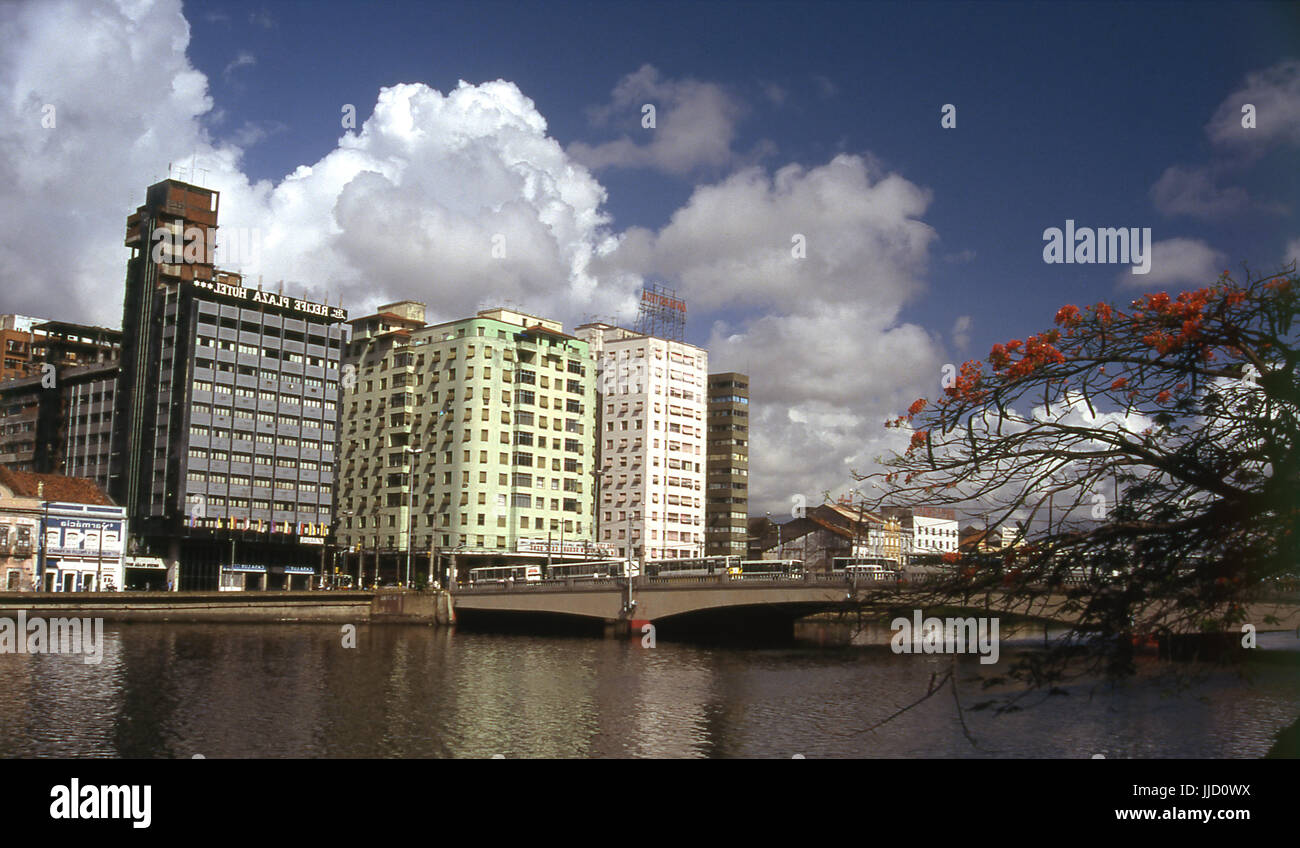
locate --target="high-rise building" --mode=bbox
[0,321,121,486]
[58,361,120,488]
[705,372,748,557]
[576,322,707,560]
[337,305,598,584]
[0,376,40,471]
[109,178,348,590]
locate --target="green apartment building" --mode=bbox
[336,303,600,585]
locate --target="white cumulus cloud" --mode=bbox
[1206,58,1300,153]
[1118,238,1226,290]
[0,0,954,516]
[568,64,755,175]
[0,0,628,328]
[597,155,947,511]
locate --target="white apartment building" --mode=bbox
[880,505,960,558]
[576,323,707,560]
[911,511,960,555]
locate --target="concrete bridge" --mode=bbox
[451,574,1300,641]
[453,573,861,638]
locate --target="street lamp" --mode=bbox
[336,509,355,589]
[765,511,782,560]
[404,446,423,588]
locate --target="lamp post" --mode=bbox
[765,511,781,560]
[335,509,355,589]
[404,446,423,588]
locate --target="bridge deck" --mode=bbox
[452,575,1300,633]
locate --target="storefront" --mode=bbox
[219,563,266,591]
[123,556,168,590]
[219,563,316,591]
[41,503,127,592]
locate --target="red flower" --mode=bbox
[1054,305,1082,327]
[1144,292,1171,312]
[907,398,926,417]
[1111,377,1127,390]
[1157,390,1171,404]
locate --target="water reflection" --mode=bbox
[0,622,1294,758]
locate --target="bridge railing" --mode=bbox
[456,577,625,593]
[459,571,920,592]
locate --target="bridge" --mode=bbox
[451,572,1300,642]
[453,573,864,638]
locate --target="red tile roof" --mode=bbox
[0,466,116,505]
[805,515,854,540]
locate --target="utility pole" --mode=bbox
[434,535,444,590]
[95,522,104,592]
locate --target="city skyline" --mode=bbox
[2,0,1297,516]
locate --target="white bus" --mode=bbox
[833,557,898,581]
[545,560,640,580]
[645,557,741,578]
[468,564,542,585]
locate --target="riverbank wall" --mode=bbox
[0,589,451,625]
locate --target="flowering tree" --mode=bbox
[858,262,1299,690]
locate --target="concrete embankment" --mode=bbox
[0,589,453,625]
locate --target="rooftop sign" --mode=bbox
[191,279,347,321]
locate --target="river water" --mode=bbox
[0,621,1296,758]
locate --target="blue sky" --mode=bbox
[2,0,1298,509]
[185,0,1299,354]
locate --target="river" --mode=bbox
[0,621,1296,757]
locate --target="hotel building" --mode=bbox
[108,178,348,590]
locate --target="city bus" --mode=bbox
[736,559,805,578]
[832,557,899,581]
[467,564,542,585]
[645,557,742,578]
[546,560,641,580]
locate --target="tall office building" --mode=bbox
[109,178,348,589]
[575,322,708,560]
[705,372,749,557]
[337,305,598,583]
